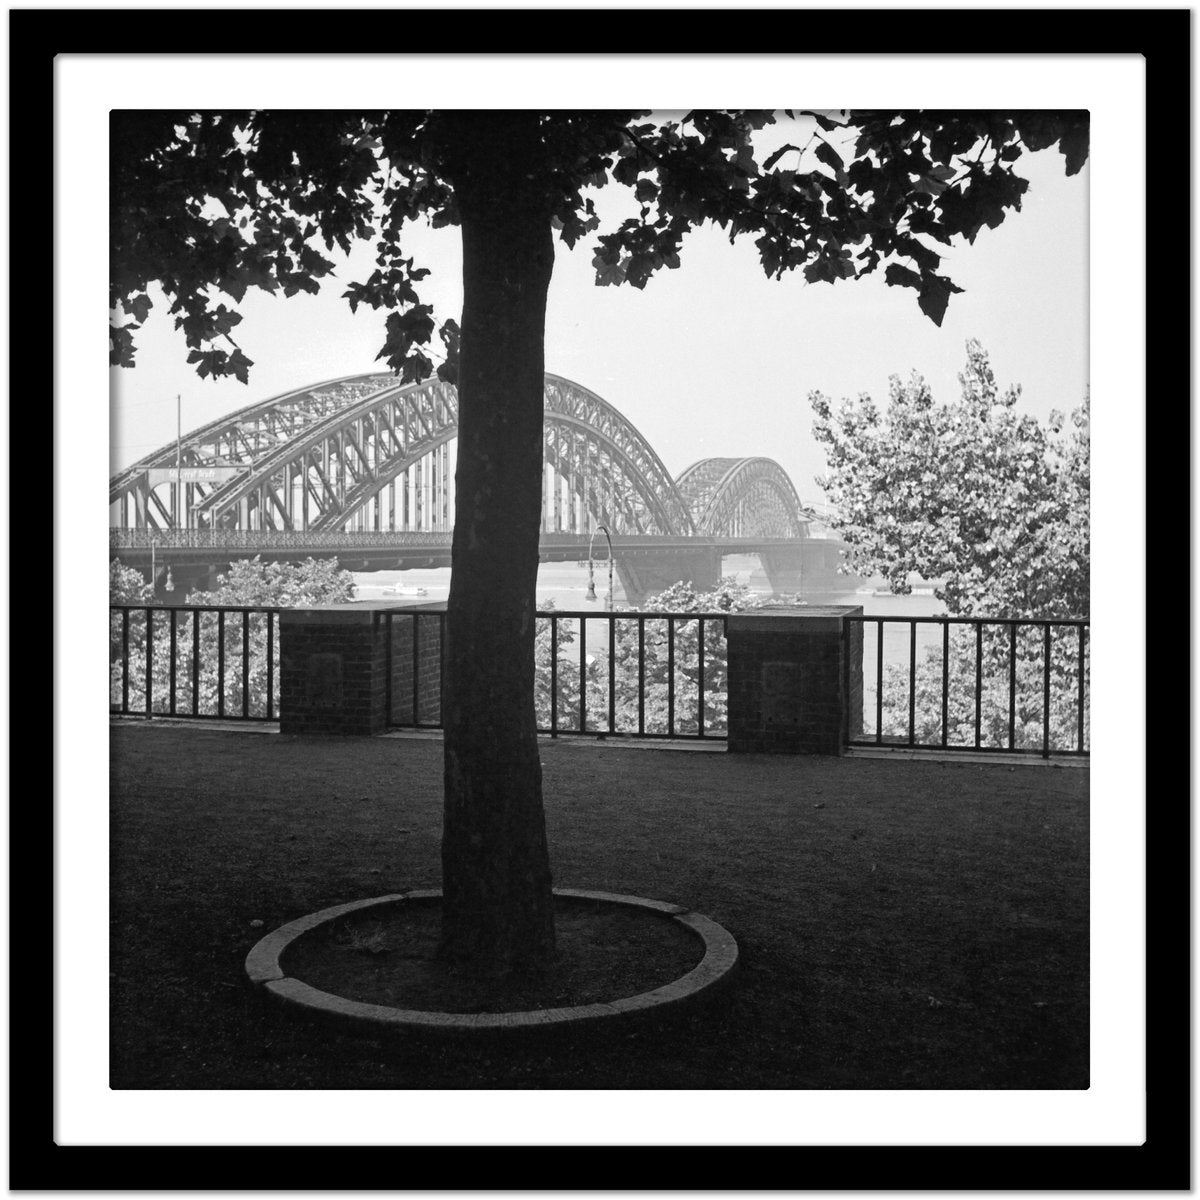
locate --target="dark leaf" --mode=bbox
[595,260,626,287]
[1015,114,1061,153]
[634,178,659,204]
[109,323,136,367]
[896,236,941,273]
[124,293,153,324]
[814,140,843,172]
[884,263,922,290]
[917,274,965,326]
[227,348,254,384]
[1058,124,1089,176]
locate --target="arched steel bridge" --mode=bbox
[110,372,817,540]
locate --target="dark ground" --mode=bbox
[110,723,1088,1089]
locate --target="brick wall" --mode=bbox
[278,607,389,735]
[726,606,863,754]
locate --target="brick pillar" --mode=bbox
[278,604,387,736]
[725,606,863,754]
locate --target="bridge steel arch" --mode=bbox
[109,372,398,530]
[541,375,695,536]
[110,372,696,537]
[676,456,811,539]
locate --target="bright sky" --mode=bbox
[109,121,1088,507]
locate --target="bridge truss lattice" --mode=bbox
[111,373,806,540]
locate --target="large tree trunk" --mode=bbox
[437,114,557,975]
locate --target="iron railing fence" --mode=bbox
[846,616,1090,758]
[109,605,283,721]
[110,605,1090,757]
[384,609,446,731]
[109,605,731,740]
[383,609,731,740]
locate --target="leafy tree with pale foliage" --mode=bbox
[110,558,153,604]
[111,108,1088,973]
[810,343,1089,751]
[188,556,356,608]
[810,340,1089,620]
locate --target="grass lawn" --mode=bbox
[110,725,1088,1089]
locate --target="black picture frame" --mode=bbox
[21,5,1185,1190]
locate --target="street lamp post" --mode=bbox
[585,524,614,611]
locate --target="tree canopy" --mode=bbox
[187,556,356,607]
[109,558,154,604]
[111,109,1088,385]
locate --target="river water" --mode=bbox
[350,554,947,619]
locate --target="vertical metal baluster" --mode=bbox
[974,622,983,749]
[638,617,645,736]
[579,617,587,732]
[266,611,275,720]
[668,617,675,737]
[242,610,250,718]
[122,609,130,713]
[1043,624,1052,758]
[698,617,706,738]
[1077,625,1086,752]
[412,614,420,726]
[608,615,616,734]
[384,613,392,726]
[1008,622,1017,750]
[193,610,201,714]
[875,619,883,744]
[550,616,558,736]
[169,610,177,715]
[941,620,949,747]
[145,609,154,716]
[908,620,916,745]
[218,611,226,718]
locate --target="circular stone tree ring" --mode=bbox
[245,888,738,1034]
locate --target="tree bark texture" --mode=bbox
[437,114,557,974]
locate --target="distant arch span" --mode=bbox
[676,456,810,538]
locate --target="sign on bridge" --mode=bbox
[146,466,246,485]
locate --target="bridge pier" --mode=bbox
[614,548,724,607]
[758,541,849,597]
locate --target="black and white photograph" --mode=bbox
[31,5,1181,1180]
[107,102,1095,1082]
